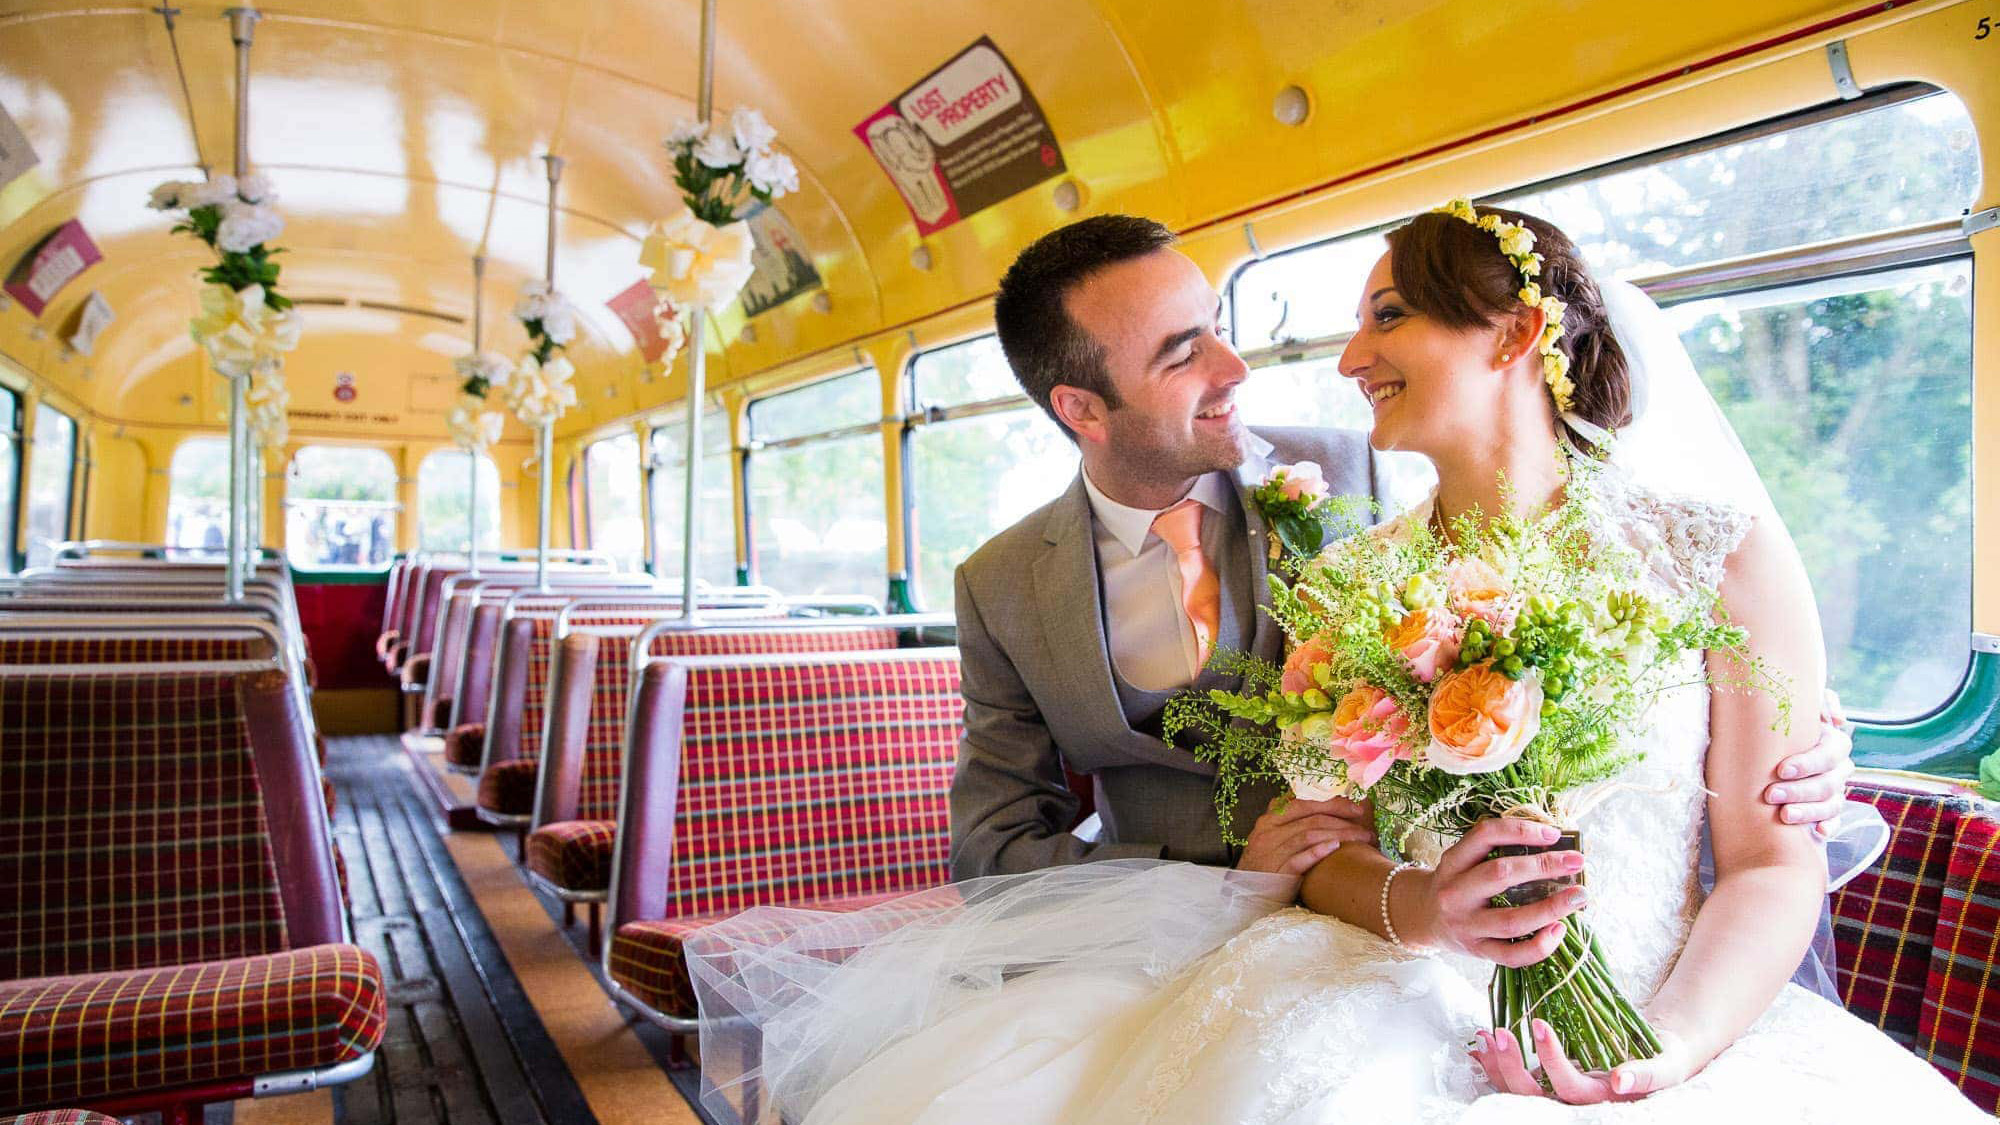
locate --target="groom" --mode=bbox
[949,214,1855,880]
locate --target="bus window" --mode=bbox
[416,449,501,553]
[746,368,886,598]
[285,445,396,569]
[1230,87,1980,723]
[581,432,644,571]
[165,436,231,555]
[904,335,1077,609]
[650,406,735,586]
[23,402,77,568]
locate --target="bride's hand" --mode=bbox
[1470,1019,1702,1102]
[1405,818,1587,966]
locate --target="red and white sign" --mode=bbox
[856,37,1065,236]
[5,220,102,318]
[607,278,677,365]
[333,372,357,403]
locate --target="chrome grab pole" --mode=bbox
[468,253,486,577]
[537,154,564,594]
[680,0,718,624]
[222,5,259,602]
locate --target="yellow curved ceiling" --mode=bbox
[0,0,1939,445]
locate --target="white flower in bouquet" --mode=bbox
[185,174,239,210]
[640,205,756,310]
[514,280,579,345]
[215,200,285,253]
[502,353,578,429]
[665,119,709,147]
[693,131,743,170]
[731,106,778,154]
[235,173,275,204]
[744,149,799,197]
[447,390,505,452]
[148,180,200,211]
[452,350,513,391]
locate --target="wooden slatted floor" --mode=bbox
[324,735,715,1125]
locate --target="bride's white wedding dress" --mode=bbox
[688,475,1980,1124]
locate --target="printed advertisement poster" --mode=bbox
[854,37,1066,235]
[67,290,112,356]
[0,103,38,193]
[4,219,101,317]
[607,278,677,365]
[740,205,821,318]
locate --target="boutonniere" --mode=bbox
[1250,461,1338,569]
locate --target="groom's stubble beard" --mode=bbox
[1100,407,1249,494]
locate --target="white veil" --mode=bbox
[1591,279,1889,1000]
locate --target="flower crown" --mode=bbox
[1432,198,1574,415]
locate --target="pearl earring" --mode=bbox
[1499,351,1512,363]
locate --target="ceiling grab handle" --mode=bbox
[222,6,260,604]
[537,154,565,594]
[681,0,719,625]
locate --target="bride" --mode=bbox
[685,204,1981,1123]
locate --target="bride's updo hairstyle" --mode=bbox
[1385,206,1632,456]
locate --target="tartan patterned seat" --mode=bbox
[0,1111,123,1125]
[0,635,272,664]
[1831,780,1970,1048]
[1914,809,2000,1111]
[0,943,383,1110]
[0,665,385,1115]
[477,758,540,818]
[604,649,963,1030]
[608,889,921,1020]
[527,625,901,898]
[472,614,562,821]
[526,819,617,893]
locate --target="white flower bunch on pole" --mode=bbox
[449,351,511,452]
[643,105,799,316]
[150,172,301,379]
[506,279,579,428]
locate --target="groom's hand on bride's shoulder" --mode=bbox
[1235,795,1377,875]
[1764,688,1855,840]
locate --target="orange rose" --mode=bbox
[1447,557,1519,631]
[1425,663,1543,775]
[1282,634,1336,695]
[1384,607,1461,684]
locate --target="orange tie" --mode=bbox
[1152,499,1221,670]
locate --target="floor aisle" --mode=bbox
[321,735,713,1125]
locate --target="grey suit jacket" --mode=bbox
[950,426,1380,878]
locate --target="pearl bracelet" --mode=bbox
[1380,860,1428,951]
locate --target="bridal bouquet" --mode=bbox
[1165,466,1781,1072]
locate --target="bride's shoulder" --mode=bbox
[1589,469,1755,594]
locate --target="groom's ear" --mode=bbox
[1050,384,1111,445]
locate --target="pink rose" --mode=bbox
[1267,461,1328,505]
[1384,606,1462,684]
[1282,634,1336,695]
[1327,684,1413,790]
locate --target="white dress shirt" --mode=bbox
[1081,469,1235,692]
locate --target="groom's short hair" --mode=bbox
[994,215,1177,436]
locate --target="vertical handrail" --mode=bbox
[537,154,564,593]
[222,6,259,603]
[468,253,486,577]
[680,0,718,625]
